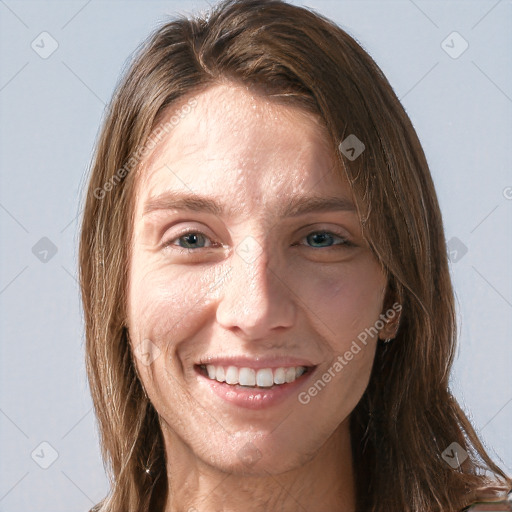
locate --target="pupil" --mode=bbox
[309,232,332,246]
[181,233,203,248]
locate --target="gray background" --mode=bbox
[0,0,511,510]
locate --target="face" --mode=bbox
[127,83,389,475]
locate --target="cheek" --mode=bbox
[296,260,386,350]
[295,264,385,422]
[127,252,230,346]
[126,255,230,408]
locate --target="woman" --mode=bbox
[79,0,511,510]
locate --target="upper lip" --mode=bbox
[196,355,317,369]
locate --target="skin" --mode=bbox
[127,83,399,512]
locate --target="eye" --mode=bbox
[302,230,353,248]
[164,230,216,250]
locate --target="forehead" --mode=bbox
[135,83,352,217]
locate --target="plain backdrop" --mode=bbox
[0,1,511,510]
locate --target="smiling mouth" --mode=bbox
[196,364,315,388]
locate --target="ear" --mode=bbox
[378,281,402,341]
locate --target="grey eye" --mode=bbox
[177,232,208,249]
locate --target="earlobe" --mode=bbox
[378,283,402,342]
[378,311,401,342]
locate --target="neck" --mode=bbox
[162,420,356,512]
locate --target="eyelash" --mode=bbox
[162,228,354,252]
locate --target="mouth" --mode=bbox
[196,363,313,388]
[194,362,317,410]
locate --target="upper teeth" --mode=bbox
[202,365,306,387]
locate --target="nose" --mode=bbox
[216,237,296,340]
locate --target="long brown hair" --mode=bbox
[79,1,511,510]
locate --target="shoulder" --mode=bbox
[461,491,512,511]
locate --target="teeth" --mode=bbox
[225,366,238,385]
[215,366,226,383]
[273,367,285,385]
[201,364,308,387]
[285,367,296,383]
[256,368,273,388]
[239,367,256,386]
[206,364,216,380]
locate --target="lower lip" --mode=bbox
[195,367,316,410]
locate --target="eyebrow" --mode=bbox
[143,190,357,217]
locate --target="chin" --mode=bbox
[196,433,319,476]
[208,452,305,476]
